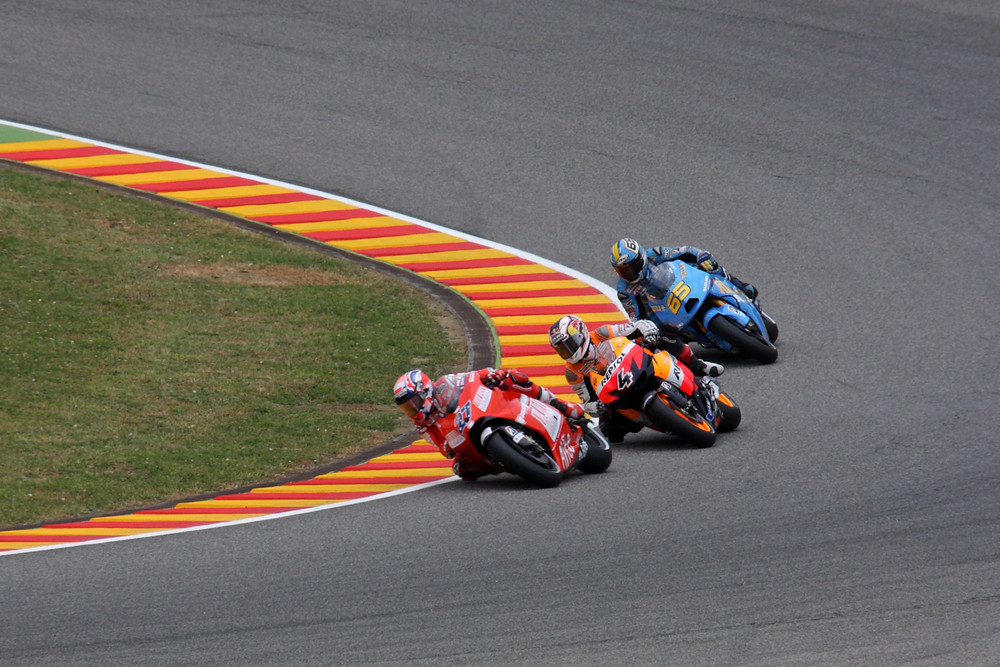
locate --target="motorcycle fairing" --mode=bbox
[645,260,770,351]
[594,340,648,404]
[520,394,565,444]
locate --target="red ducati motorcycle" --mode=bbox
[431,372,613,487]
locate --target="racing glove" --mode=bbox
[689,356,725,378]
[499,369,535,393]
[482,368,506,388]
[550,398,585,420]
[484,368,532,390]
[634,319,660,345]
[696,250,719,273]
[581,401,606,418]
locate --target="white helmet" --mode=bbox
[548,315,592,364]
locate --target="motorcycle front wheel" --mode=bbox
[646,394,717,448]
[483,429,563,488]
[708,315,778,364]
[576,426,613,474]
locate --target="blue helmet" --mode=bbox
[610,238,646,283]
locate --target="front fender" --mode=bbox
[699,301,746,350]
[471,417,518,455]
[701,300,750,329]
[701,282,771,344]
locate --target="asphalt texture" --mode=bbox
[1,1,998,664]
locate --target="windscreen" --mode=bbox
[644,262,679,300]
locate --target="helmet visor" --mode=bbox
[552,337,577,361]
[396,393,424,419]
[615,255,645,282]
[553,330,588,362]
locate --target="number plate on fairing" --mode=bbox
[455,401,473,433]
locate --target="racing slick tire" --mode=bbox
[709,314,778,364]
[762,311,779,342]
[716,391,742,433]
[647,395,717,448]
[576,425,613,474]
[483,427,562,488]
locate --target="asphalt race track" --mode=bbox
[1,2,998,664]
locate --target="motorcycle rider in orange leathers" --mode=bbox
[547,314,724,444]
[393,367,586,480]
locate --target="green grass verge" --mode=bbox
[0,165,464,528]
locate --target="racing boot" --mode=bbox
[721,267,758,301]
[599,420,626,445]
[599,412,640,445]
[732,274,758,300]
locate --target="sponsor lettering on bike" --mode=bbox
[556,431,575,468]
[473,385,492,412]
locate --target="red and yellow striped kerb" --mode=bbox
[0,123,623,553]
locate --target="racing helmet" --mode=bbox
[548,315,592,364]
[393,370,435,424]
[610,238,646,283]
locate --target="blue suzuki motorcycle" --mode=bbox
[642,260,779,364]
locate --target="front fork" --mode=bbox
[646,377,720,424]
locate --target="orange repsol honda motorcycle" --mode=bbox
[588,336,741,448]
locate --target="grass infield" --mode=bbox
[0,165,464,528]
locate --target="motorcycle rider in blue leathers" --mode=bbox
[610,238,759,324]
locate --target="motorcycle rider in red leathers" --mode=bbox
[393,367,586,481]
[547,314,724,444]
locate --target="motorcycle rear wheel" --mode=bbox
[647,395,716,448]
[708,315,778,364]
[716,391,742,433]
[483,429,562,488]
[762,312,779,342]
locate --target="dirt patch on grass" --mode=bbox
[161,262,361,287]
